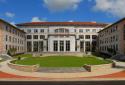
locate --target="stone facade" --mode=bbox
[98,18,125,55]
[0,19,26,54]
[17,22,107,53]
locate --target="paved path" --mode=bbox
[38,67,86,73]
[0,60,125,79]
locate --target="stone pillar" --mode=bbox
[64,40,66,52]
[84,41,86,53]
[58,40,60,52]
[77,40,80,52]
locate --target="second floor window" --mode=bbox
[40,35,45,39]
[55,28,69,33]
[34,29,38,33]
[33,35,38,39]
[40,29,44,33]
[27,35,32,39]
[79,35,84,39]
[86,29,90,32]
[85,35,90,39]
[27,29,31,33]
[79,29,83,33]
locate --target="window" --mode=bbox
[54,41,58,51]
[60,41,64,51]
[39,41,44,52]
[86,29,90,32]
[66,41,70,51]
[27,41,32,52]
[40,29,44,33]
[27,29,31,33]
[65,29,69,33]
[33,41,38,52]
[85,41,90,51]
[55,28,69,33]
[85,35,90,39]
[33,35,38,39]
[79,29,83,33]
[60,29,64,33]
[92,29,96,32]
[34,29,38,33]
[79,35,84,39]
[9,36,11,42]
[27,35,32,39]
[6,35,8,41]
[92,35,97,39]
[124,25,125,40]
[6,45,8,50]
[40,35,45,39]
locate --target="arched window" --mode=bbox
[55,28,69,33]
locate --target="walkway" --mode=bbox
[0,61,124,79]
[38,67,86,73]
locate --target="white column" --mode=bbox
[84,41,86,53]
[43,40,47,52]
[64,40,66,52]
[32,41,34,52]
[77,40,80,52]
[90,35,93,52]
[58,40,60,52]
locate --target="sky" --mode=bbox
[0,0,125,24]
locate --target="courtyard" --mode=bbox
[12,54,111,67]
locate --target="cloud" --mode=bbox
[93,0,125,17]
[10,22,16,26]
[31,17,47,22]
[43,0,82,12]
[5,12,15,18]
[68,20,74,22]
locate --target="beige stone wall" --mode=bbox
[8,62,39,72]
[83,63,113,72]
[0,20,26,54]
[117,20,125,54]
[98,19,125,55]
[0,22,4,53]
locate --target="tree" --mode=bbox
[107,48,116,55]
[7,48,17,56]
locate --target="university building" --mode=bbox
[16,22,107,53]
[98,18,125,55]
[0,19,26,54]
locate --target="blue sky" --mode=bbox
[0,0,124,24]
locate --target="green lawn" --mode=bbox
[13,54,112,67]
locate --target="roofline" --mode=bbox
[98,17,125,33]
[16,22,108,27]
[0,18,25,33]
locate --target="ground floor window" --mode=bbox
[92,41,97,52]
[85,41,91,51]
[54,41,58,51]
[80,41,84,52]
[39,41,44,52]
[60,41,64,51]
[66,41,70,51]
[33,41,38,52]
[27,41,32,52]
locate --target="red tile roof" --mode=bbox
[16,22,108,27]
